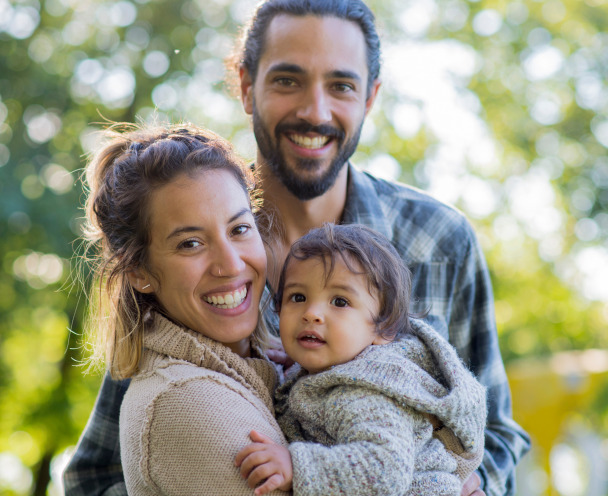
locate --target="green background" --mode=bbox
[1,0,607,494]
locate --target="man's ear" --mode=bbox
[127,269,153,294]
[240,65,254,115]
[364,79,381,116]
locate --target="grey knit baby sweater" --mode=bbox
[275,318,487,496]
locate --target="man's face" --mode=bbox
[241,14,380,201]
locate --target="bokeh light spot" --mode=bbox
[0,144,9,167]
[3,5,40,40]
[143,51,170,78]
[472,9,502,37]
[41,163,74,194]
[522,45,564,81]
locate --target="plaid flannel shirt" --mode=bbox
[63,165,530,496]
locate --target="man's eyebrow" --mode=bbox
[267,64,362,82]
[267,62,305,74]
[328,69,362,82]
[166,208,251,240]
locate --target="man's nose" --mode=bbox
[295,85,332,126]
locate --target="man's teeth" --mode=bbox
[289,134,329,149]
[203,287,247,309]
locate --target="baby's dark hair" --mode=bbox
[275,223,415,340]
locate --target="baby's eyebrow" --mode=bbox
[327,283,361,296]
[282,281,303,291]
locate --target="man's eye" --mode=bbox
[334,83,354,92]
[276,77,296,87]
[289,293,306,303]
[331,297,349,308]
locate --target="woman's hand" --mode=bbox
[235,430,293,495]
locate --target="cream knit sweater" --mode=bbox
[275,318,487,496]
[119,312,289,495]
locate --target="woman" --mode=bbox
[83,123,289,495]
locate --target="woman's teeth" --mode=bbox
[203,287,247,309]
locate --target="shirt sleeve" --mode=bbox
[62,372,128,496]
[449,230,531,496]
[132,377,290,496]
[287,387,461,496]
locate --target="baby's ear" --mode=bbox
[372,331,393,346]
[127,268,153,294]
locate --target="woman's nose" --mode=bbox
[211,240,246,277]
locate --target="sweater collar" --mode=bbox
[143,312,277,413]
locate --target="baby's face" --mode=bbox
[278,256,386,374]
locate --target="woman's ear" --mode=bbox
[127,269,153,293]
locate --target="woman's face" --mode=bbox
[137,169,267,357]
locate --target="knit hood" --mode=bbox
[279,318,486,454]
[141,311,278,415]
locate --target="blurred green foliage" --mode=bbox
[0,0,607,494]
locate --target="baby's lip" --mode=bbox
[296,330,326,343]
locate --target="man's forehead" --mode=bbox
[260,13,368,74]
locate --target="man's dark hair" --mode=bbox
[229,0,381,97]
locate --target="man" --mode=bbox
[64,1,530,495]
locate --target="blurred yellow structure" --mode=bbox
[508,349,608,495]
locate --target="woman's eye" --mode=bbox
[232,224,251,236]
[289,293,306,303]
[331,297,349,308]
[178,239,202,250]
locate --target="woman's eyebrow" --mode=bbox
[166,208,251,240]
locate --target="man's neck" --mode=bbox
[256,160,349,284]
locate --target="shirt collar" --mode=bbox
[342,163,392,240]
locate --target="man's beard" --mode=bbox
[252,102,362,201]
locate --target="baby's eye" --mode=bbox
[289,293,306,303]
[331,296,349,308]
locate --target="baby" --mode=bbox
[236,223,487,496]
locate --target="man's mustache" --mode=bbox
[275,122,345,141]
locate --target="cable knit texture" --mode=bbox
[275,318,487,496]
[119,312,289,495]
